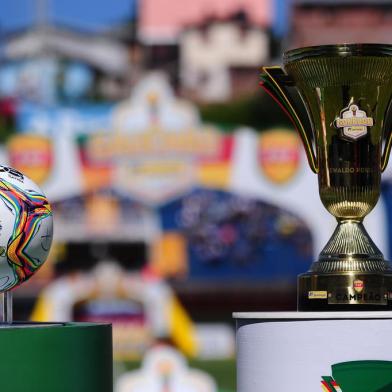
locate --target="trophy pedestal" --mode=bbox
[298,272,392,310]
[0,322,112,392]
[235,312,392,392]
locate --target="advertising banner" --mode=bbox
[8,134,53,185]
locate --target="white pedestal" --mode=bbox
[234,312,392,392]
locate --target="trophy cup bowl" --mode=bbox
[260,43,392,310]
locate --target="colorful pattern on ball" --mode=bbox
[0,179,52,289]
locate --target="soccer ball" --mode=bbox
[0,165,53,292]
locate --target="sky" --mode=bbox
[0,0,137,32]
[0,0,291,38]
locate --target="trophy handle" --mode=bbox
[260,66,318,173]
[382,128,392,172]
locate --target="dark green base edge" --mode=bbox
[0,322,112,392]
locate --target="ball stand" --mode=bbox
[0,292,113,392]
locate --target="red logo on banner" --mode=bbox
[8,134,53,185]
[258,129,301,184]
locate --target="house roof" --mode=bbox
[295,0,392,5]
[139,0,273,44]
[3,25,130,76]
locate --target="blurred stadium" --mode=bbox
[2,0,392,390]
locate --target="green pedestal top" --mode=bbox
[0,322,112,392]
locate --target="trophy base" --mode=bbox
[298,272,392,311]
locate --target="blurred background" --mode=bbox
[2,0,392,391]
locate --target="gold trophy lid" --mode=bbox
[284,43,392,64]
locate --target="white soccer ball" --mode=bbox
[0,165,53,292]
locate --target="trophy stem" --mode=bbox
[298,219,392,311]
[0,291,13,324]
[314,219,389,274]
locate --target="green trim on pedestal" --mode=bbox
[0,322,112,392]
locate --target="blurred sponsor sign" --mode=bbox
[16,74,233,204]
[86,128,233,204]
[8,134,53,185]
[102,73,233,204]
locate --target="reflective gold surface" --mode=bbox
[284,54,392,221]
[260,44,392,309]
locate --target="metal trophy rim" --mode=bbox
[283,43,392,63]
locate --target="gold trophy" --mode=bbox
[260,44,392,310]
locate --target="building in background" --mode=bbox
[180,12,269,102]
[1,25,131,103]
[139,0,273,100]
[139,0,272,43]
[0,0,289,104]
[290,0,392,49]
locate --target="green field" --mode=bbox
[116,359,236,391]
